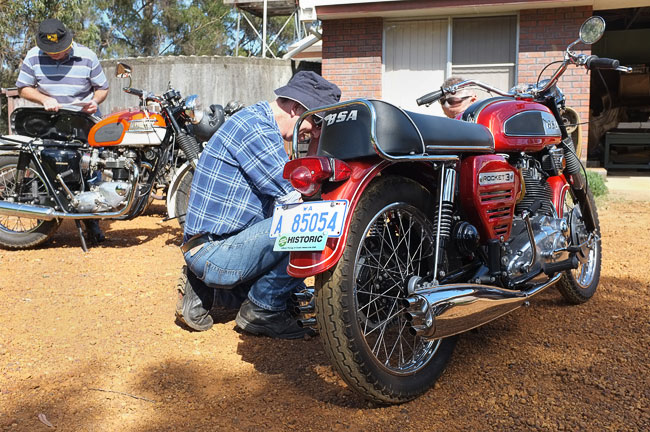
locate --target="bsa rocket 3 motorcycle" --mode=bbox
[0,63,238,250]
[271,16,629,404]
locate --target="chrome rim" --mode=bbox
[353,202,441,375]
[572,231,599,289]
[564,192,599,289]
[0,163,48,233]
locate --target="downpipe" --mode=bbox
[404,273,563,340]
[0,165,140,221]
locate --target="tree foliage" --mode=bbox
[0,0,299,132]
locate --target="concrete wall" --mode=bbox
[100,56,294,114]
[3,56,293,129]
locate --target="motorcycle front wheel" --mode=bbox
[557,188,601,304]
[315,176,456,404]
[0,155,60,249]
[173,167,194,230]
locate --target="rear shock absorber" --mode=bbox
[432,164,457,280]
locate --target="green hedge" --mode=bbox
[586,170,608,198]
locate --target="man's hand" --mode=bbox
[42,96,61,112]
[81,100,99,114]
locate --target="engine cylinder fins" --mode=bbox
[176,133,202,162]
[516,169,553,216]
[542,147,565,176]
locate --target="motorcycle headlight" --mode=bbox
[184,94,201,123]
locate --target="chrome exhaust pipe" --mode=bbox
[294,302,315,316]
[0,201,59,220]
[291,288,315,303]
[405,273,562,339]
[297,317,317,328]
[0,165,140,220]
[292,287,317,332]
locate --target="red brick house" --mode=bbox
[302,0,650,169]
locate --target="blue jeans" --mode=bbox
[183,218,305,311]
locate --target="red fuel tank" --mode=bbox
[473,99,562,153]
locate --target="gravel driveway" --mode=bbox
[0,198,648,431]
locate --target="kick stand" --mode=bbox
[75,220,89,252]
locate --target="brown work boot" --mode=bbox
[175,266,214,331]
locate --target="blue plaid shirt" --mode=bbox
[183,101,298,242]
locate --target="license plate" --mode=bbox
[269,200,348,239]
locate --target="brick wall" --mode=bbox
[322,9,594,157]
[519,6,593,159]
[322,18,383,100]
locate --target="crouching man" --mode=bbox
[176,71,341,339]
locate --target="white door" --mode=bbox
[383,19,448,116]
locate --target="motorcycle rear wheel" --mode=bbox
[315,176,456,404]
[0,155,60,249]
[557,188,601,304]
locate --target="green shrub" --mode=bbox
[586,170,608,197]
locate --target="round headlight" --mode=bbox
[184,94,200,122]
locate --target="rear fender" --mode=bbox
[287,159,390,278]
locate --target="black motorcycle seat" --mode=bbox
[317,100,494,161]
[405,109,494,153]
[11,107,98,144]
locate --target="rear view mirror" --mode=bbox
[115,63,132,78]
[579,16,606,45]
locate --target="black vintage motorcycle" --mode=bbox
[0,63,238,250]
[278,16,628,403]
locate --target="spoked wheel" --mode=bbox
[0,155,60,249]
[557,188,601,303]
[173,167,194,229]
[316,176,456,404]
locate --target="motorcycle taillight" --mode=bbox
[283,157,351,197]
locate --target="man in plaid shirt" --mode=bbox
[177,71,341,338]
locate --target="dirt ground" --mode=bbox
[0,197,648,432]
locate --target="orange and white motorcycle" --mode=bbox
[0,63,239,250]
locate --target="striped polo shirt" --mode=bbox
[16,42,109,110]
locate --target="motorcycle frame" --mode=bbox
[0,130,177,221]
[287,98,574,279]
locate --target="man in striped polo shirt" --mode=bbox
[16,18,109,115]
[16,18,109,242]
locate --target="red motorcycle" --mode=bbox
[271,16,628,404]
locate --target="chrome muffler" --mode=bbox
[405,273,562,339]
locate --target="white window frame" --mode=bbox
[382,12,520,98]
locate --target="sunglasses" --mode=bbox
[440,95,471,105]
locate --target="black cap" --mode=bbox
[274,71,341,117]
[36,19,73,54]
